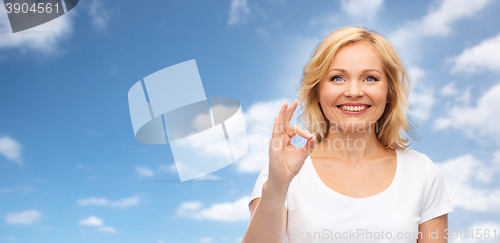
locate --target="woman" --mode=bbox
[241,26,453,243]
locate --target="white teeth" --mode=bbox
[339,105,368,111]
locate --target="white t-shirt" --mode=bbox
[248,148,454,243]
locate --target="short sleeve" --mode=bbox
[248,162,288,209]
[418,159,454,225]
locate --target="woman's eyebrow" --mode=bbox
[327,68,382,74]
[361,69,382,74]
[328,68,346,73]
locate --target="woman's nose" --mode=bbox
[344,81,363,97]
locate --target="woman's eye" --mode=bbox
[331,76,343,82]
[366,76,378,82]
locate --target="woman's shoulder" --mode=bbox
[399,148,433,163]
[395,149,446,196]
[398,148,437,175]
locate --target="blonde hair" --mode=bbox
[297,26,419,149]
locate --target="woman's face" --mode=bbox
[317,41,389,132]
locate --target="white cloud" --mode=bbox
[171,124,236,163]
[176,196,250,222]
[440,82,460,96]
[440,84,473,107]
[419,0,490,36]
[437,153,500,212]
[0,185,33,195]
[407,67,435,121]
[200,237,213,243]
[339,0,384,21]
[5,210,41,224]
[77,195,140,208]
[0,136,23,164]
[136,166,154,178]
[110,195,140,208]
[99,226,117,233]
[158,163,177,173]
[87,0,110,29]
[228,0,250,25]
[237,148,269,173]
[143,163,180,177]
[79,216,103,226]
[451,33,500,74]
[434,82,500,142]
[177,201,203,214]
[78,197,108,206]
[78,216,118,233]
[390,0,491,57]
[0,3,74,55]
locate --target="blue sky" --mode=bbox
[1,0,500,242]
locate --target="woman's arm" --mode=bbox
[417,214,449,243]
[241,181,288,243]
[241,101,316,243]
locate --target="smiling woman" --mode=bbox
[300,27,416,147]
[241,26,454,243]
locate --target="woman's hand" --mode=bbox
[267,100,318,190]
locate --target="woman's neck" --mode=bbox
[314,124,390,164]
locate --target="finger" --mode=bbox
[271,115,279,138]
[283,100,298,129]
[276,101,288,134]
[286,125,313,140]
[269,135,284,152]
[299,135,317,157]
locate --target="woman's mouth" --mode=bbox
[336,104,371,115]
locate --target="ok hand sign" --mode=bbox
[267,100,318,189]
